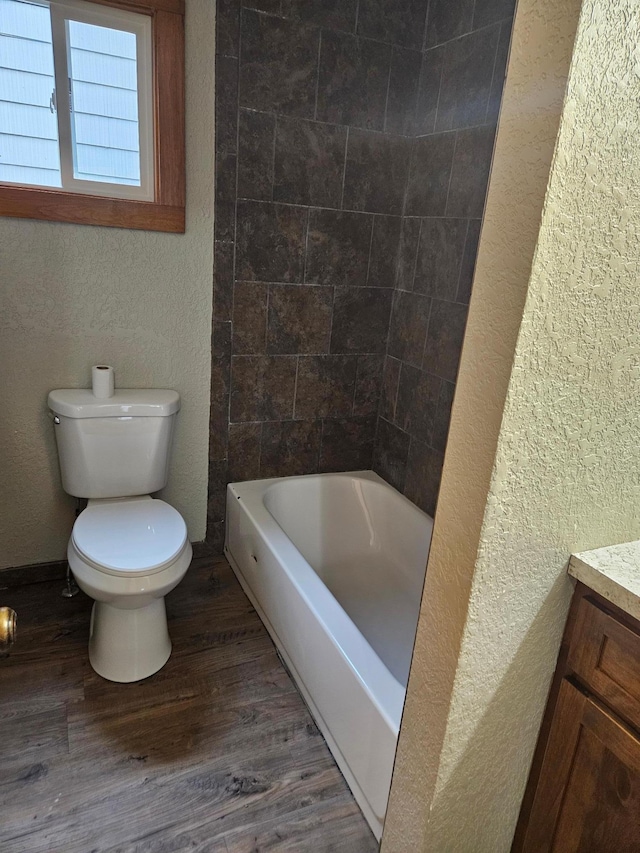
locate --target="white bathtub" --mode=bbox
[224,471,433,839]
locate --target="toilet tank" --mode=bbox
[48,389,181,499]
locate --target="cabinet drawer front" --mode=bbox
[569,597,640,730]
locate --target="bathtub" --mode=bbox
[224,471,433,839]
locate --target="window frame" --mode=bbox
[0,0,185,232]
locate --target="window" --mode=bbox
[0,0,184,231]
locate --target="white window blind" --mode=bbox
[0,0,153,200]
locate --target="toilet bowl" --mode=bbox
[68,496,192,682]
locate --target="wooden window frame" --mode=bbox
[0,0,185,233]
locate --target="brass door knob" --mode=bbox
[0,607,17,648]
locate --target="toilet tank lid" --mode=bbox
[48,389,180,418]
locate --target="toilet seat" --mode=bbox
[72,497,188,577]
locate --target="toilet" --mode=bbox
[48,387,192,683]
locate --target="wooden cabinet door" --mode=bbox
[521,679,640,852]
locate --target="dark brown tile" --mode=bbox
[214,240,234,321]
[267,284,333,354]
[387,290,431,366]
[233,281,268,354]
[456,218,481,303]
[295,355,358,419]
[379,355,401,421]
[274,117,347,207]
[215,152,237,242]
[305,209,372,287]
[319,417,376,472]
[395,363,440,444]
[240,9,319,118]
[373,417,410,492]
[205,519,226,554]
[405,133,456,217]
[446,124,496,218]
[213,316,233,359]
[281,0,358,30]
[425,0,474,48]
[353,354,384,416]
[414,45,445,135]
[435,25,500,132]
[423,298,468,382]
[210,347,231,461]
[486,18,512,124]
[236,201,306,282]
[228,422,262,481]
[385,46,421,135]
[367,216,402,288]
[245,0,281,13]
[207,458,228,523]
[216,0,240,58]
[432,378,455,452]
[413,218,468,300]
[230,355,297,421]
[260,419,322,476]
[343,130,410,215]
[404,438,443,516]
[216,54,239,154]
[473,0,516,29]
[395,218,421,291]
[216,151,237,204]
[331,287,393,354]
[357,0,429,50]
[238,110,276,201]
[316,31,391,132]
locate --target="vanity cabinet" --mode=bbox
[513,583,640,852]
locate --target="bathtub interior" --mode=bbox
[263,473,433,687]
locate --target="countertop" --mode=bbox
[569,540,640,622]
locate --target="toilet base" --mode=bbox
[88,598,172,683]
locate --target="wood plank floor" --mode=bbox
[0,557,378,853]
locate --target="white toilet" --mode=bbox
[48,387,192,683]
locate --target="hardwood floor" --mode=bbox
[0,557,378,853]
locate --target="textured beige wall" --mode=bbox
[382,0,601,848]
[0,0,214,569]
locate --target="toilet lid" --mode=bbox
[72,499,187,574]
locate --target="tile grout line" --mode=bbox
[327,285,337,357]
[302,207,311,284]
[313,30,322,122]
[291,354,300,420]
[225,16,243,462]
[271,114,278,203]
[443,131,458,217]
[455,219,471,300]
[264,282,271,354]
[339,126,350,209]
[247,4,508,54]
[484,19,504,125]
[364,216,375,286]
[236,174,490,213]
[410,217,423,291]
[420,295,434,371]
[421,0,431,53]
[257,420,264,477]
[382,45,393,134]
[391,356,402,423]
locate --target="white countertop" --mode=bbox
[569,540,640,622]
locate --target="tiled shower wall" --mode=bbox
[373,1,514,516]
[208,0,514,550]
